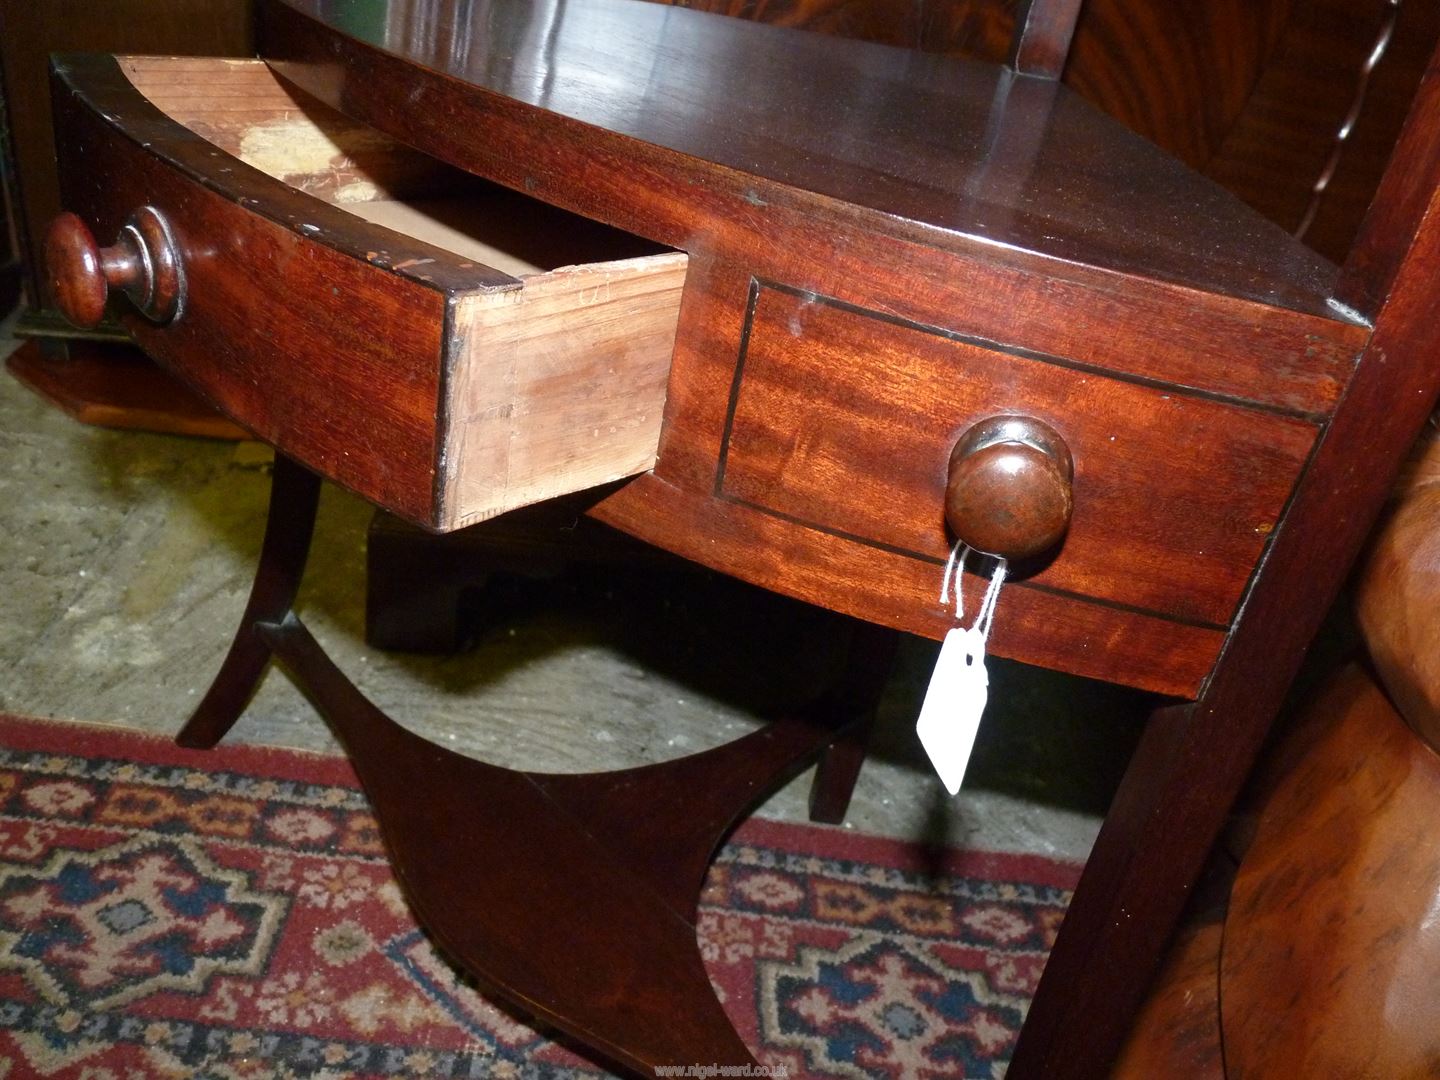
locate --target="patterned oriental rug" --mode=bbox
[0,714,1080,1079]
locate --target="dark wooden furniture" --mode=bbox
[1223,666,1440,1078]
[38,0,1440,1075]
[1112,425,1440,1079]
[0,0,252,435]
[364,499,689,654]
[1219,425,1440,1078]
[1,0,251,313]
[12,0,1438,439]
[0,128,19,319]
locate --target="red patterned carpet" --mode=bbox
[0,714,1079,1078]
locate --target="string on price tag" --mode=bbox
[916,542,1007,794]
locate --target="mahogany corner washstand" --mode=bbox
[40,0,1440,1075]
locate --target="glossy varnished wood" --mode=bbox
[1202,0,1440,263]
[0,0,253,310]
[592,259,1245,698]
[262,611,846,1074]
[720,285,1315,627]
[4,340,249,439]
[945,415,1074,561]
[1222,666,1440,1079]
[1356,426,1440,748]
[44,208,184,328]
[643,0,1016,62]
[43,213,138,329]
[1216,427,1440,1079]
[44,2,1440,1077]
[176,455,320,749]
[50,54,687,529]
[1064,0,1290,173]
[52,54,457,524]
[1010,34,1440,1073]
[1110,920,1224,1080]
[635,0,1299,211]
[707,0,1423,265]
[0,0,263,442]
[48,7,1363,694]
[262,0,1358,326]
[1008,0,1084,77]
[584,238,1348,692]
[176,457,877,1077]
[598,469,1226,698]
[1337,29,1440,318]
[12,0,1417,444]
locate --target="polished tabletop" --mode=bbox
[269,0,1352,322]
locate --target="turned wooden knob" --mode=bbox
[945,415,1073,560]
[44,208,183,328]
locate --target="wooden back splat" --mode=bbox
[1335,43,1440,318]
[1008,0,1087,77]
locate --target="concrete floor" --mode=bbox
[0,321,1151,862]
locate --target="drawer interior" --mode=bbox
[118,56,670,277]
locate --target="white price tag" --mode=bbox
[916,626,990,795]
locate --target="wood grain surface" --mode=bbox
[1204,0,1440,263]
[590,257,1234,696]
[262,0,1357,324]
[53,55,458,524]
[47,25,1365,694]
[0,0,253,307]
[52,55,688,529]
[1011,28,1440,1071]
[1111,920,1224,1080]
[47,7,1440,1076]
[237,0,1373,699]
[1008,0,1084,77]
[5,339,249,439]
[1337,23,1440,318]
[1356,423,1440,753]
[720,285,1317,627]
[943,415,1075,561]
[1222,665,1440,1079]
[119,55,463,206]
[634,0,1285,179]
[173,455,845,1075]
[443,254,687,530]
[635,0,1436,267]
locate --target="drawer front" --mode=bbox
[48,55,685,529]
[718,284,1319,629]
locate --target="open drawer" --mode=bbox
[47,55,688,530]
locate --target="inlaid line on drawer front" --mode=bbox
[716,284,1320,629]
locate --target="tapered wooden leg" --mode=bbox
[808,621,898,824]
[175,455,320,748]
[1007,697,1223,1078]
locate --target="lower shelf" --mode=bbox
[7,338,248,440]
